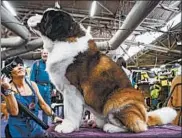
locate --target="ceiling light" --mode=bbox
[90,1,97,17]
[3,1,17,16]
[177,41,181,45]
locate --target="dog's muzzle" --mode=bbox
[27,14,42,28]
[27,14,43,34]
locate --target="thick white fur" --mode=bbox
[103,123,128,133]
[55,85,84,133]
[147,107,177,124]
[41,34,94,133]
[46,34,92,64]
[44,34,92,91]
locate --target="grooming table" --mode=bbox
[46,125,182,138]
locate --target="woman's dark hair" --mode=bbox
[1,56,24,77]
[5,56,24,66]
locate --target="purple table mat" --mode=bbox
[46,125,182,138]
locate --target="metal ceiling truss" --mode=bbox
[1,6,30,48]
[1,1,181,66]
[97,1,161,51]
[16,7,166,28]
[157,1,181,13]
[1,38,43,60]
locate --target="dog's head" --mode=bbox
[28,8,85,42]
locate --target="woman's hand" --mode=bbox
[0,75,11,91]
[1,75,19,116]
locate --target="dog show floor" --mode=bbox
[1,108,181,138]
[1,119,181,138]
[46,124,182,138]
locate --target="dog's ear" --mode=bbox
[38,10,85,41]
[70,21,86,38]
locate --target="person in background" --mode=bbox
[30,49,56,125]
[150,82,162,110]
[0,56,62,138]
[116,57,131,81]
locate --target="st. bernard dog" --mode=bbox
[27,8,177,133]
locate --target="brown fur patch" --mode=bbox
[105,88,148,133]
[87,40,99,54]
[147,114,163,126]
[113,105,147,132]
[66,37,77,43]
[103,88,145,116]
[66,40,132,114]
[65,40,149,132]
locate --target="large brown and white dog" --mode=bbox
[27,8,177,133]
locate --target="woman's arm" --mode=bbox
[31,81,53,116]
[4,93,19,116]
[0,78,19,116]
[32,81,63,123]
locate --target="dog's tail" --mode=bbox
[147,107,177,126]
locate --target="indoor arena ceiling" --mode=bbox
[1,1,182,68]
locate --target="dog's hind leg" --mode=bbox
[113,104,148,133]
[103,113,128,133]
[55,85,84,133]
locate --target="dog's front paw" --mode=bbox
[55,119,77,133]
